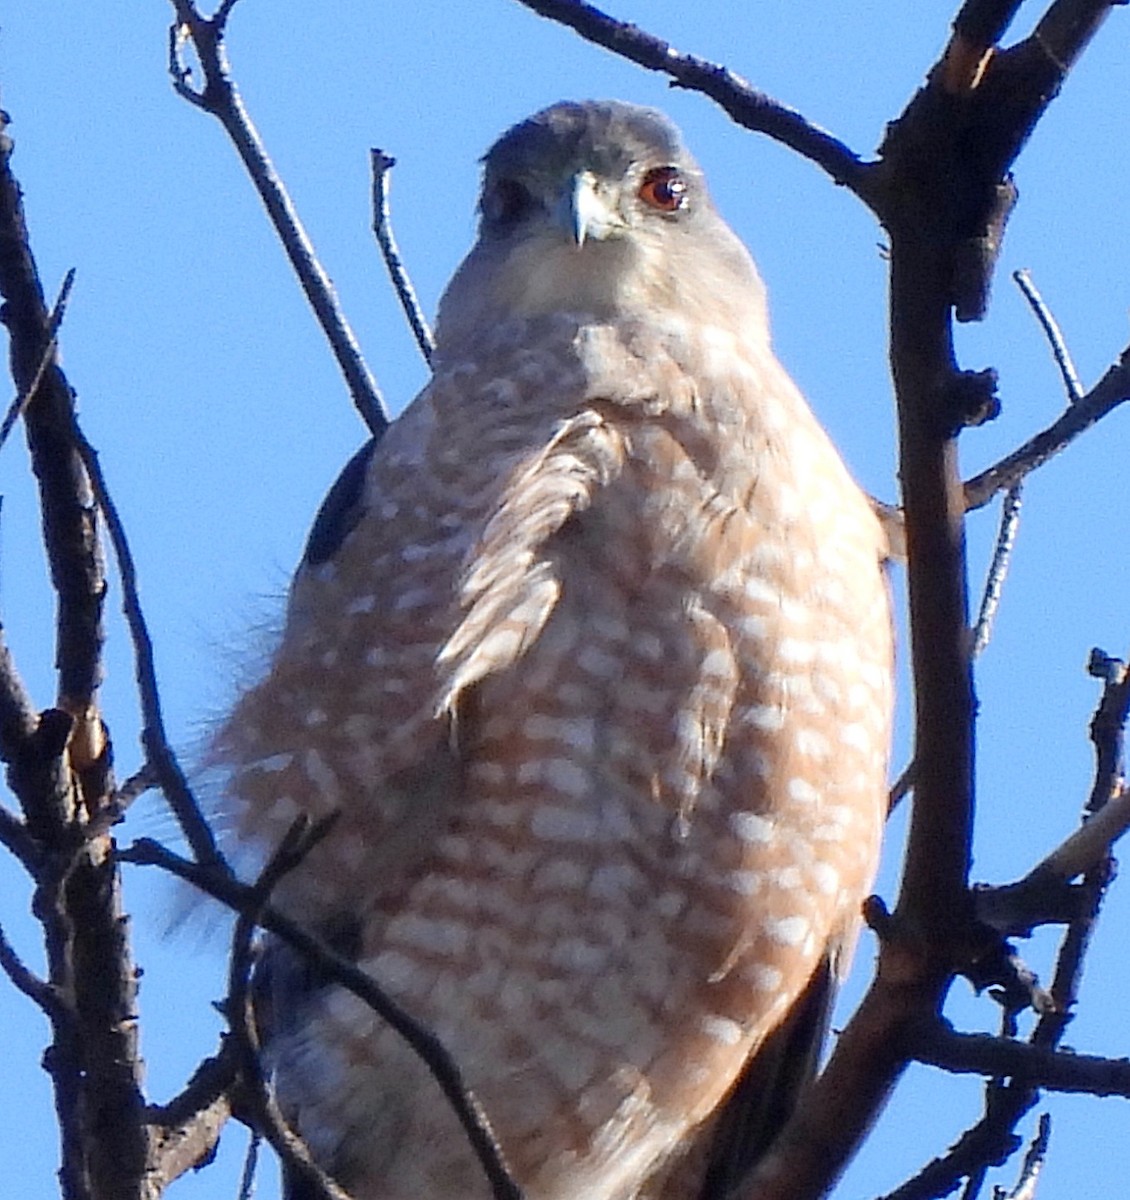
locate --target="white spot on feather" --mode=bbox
[766,915,809,946]
[731,812,774,844]
[530,804,599,843]
[701,1015,743,1046]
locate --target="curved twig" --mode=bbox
[144,1040,238,1188]
[67,416,225,868]
[0,919,64,1019]
[371,150,435,366]
[225,818,354,1200]
[1012,270,1084,403]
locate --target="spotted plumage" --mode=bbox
[215,100,893,1199]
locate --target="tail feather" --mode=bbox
[698,955,836,1200]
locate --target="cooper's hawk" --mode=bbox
[216,100,893,1200]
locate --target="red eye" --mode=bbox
[638,166,687,213]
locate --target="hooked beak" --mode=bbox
[556,171,619,246]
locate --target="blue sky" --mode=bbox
[1,2,1128,1197]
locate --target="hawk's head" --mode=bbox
[435,101,768,355]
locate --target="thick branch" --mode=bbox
[0,109,106,738]
[888,235,976,942]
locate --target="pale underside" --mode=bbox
[215,308,893,1200]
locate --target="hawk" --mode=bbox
[215,100,893,1200]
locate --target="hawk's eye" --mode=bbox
[482,178,536,228]
[638,166,688,213]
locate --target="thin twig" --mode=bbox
[0,268,75,454]
[237,1131,261,1200]
[67,414,226,868]
[113,762,160,813]
[0,918,63,1018]
[167,0,388,436]
[995,1113,1050,1200]
[226,817,354,1200]
[894,652,1130,1199]
[1006,653,1130,885]
[371,150,434,366]
[121,836,524,1200]
[880,1103,1033,1200]
[971,484,1023,658]
[964,342,1130,511]
[888,759,917,812]
[512,0,879,206]
[0,803,40,875]
[971,272,1084,659]
[1013,270,1084,403]
[908,1020,1130,1097]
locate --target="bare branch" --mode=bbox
[940,3,1023,98]
[0,624,38,762]
[0,803,39,874]
[237,1133,261,1200]
[981,650,1130,934]
[167,0,388,437]
[1027,785,1130,886]
[920,649,1127,1197]
[0,268,75,454]
[909,1021,1130,1097]
[1033,0,1119,76]
[880,1102,1035,1200]
[145,1040,237,1187]
[225,818,355,1200]
[951,2,1026,55]
[371,150,435,366]
[970,271,1086,659]
[888,759,918,813]
[0,109,106,737]
[971,484,1023,659]
[512,0,878,204]
[996,1114,1051,1200]
[964,344,1130,511]
[112,762,159,815]
[67,416,226,868]
[0,918,63,1018]
[1013,270,1084,403]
